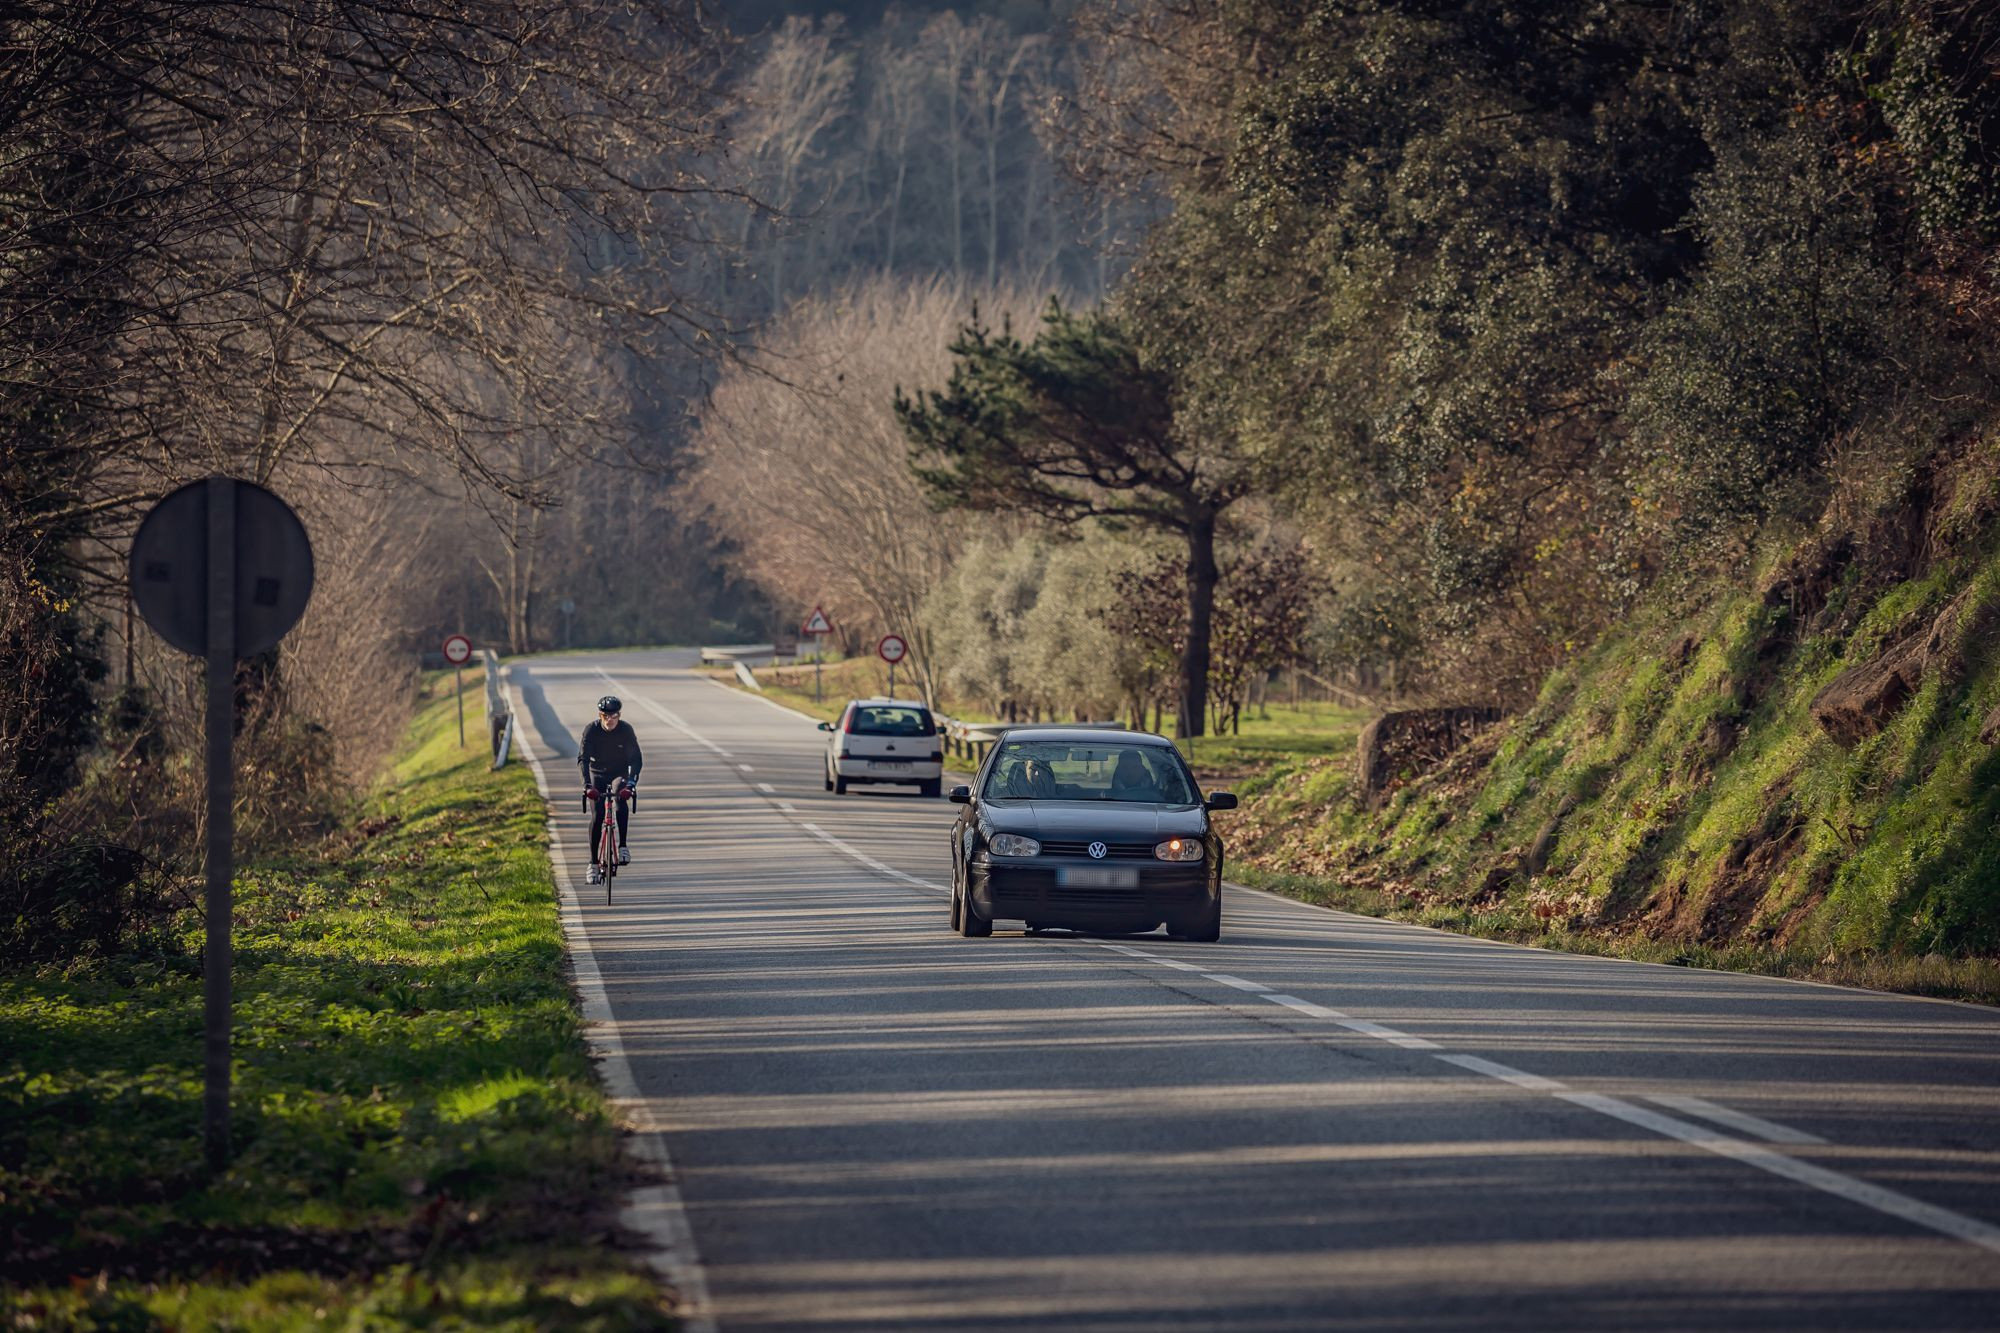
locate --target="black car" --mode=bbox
[947,727,1237,941]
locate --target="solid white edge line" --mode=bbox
[1647,1094,1829,1146]
[500,664,718,1332]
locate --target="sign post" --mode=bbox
[801,605,835,705]
[442,634,472,747]
[130,477,313,1170]
[560,597,576,649]
[878,633,908,698]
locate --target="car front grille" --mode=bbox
[1037,839,1161,860]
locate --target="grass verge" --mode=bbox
[1,671,671,1330]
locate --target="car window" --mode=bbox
[850,705,934,736]
[982,740,1197,804]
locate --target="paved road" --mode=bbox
[508,648,2000,1331]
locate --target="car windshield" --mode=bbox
[982,740,1198,804]
[851,705,934,736]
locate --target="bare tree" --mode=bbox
[687,275,1045,702]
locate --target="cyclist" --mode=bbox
[578,694,643,884]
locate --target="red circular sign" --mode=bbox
[877,634,907,664]
[442,634,472,665]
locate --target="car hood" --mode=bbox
[982,799,1206,839]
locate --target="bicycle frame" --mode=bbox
[591,778,633,903]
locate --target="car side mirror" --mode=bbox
[816,721,833,732]
[1205,791,1238,812]
[948,785,972,804]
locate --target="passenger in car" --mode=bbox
[1109,750,1162,802]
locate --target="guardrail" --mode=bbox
[699,643,776,665]
[481,649,513,769]
[936,717,1123,766]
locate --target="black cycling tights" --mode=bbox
[589,795,629,864]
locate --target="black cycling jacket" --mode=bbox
[577,718,644,788]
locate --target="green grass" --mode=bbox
[1174,702,1373,783]
[1,672,673,1330]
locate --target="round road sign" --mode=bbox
[877,634,908,664]
[129,477,314,658]
[442,634,472,666]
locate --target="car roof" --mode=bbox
[849,697,930,709]
[996,726,1173,746]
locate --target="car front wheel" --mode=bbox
[957,879,992,938]
[1171,892,1222,943]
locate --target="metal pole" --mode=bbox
[889,658,896,699]
[815,644,823,706]
[203,477,235,1171]
[455,662,465,747]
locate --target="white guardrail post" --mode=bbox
[482,649,513,769]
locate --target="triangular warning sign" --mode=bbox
[801,604,834,635]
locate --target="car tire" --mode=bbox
[919,778,942,799]
[949,876,963,932]
[958,882,992,938]
[823,764,833,792]
[1173,893,1222,943]
[833,773,848,795]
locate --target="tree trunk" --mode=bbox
[1177,509,1217,739]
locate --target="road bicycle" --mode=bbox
[584,777,633,904]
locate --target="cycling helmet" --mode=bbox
[596,695,622,715]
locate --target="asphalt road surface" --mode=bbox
[507,648,2000,1331]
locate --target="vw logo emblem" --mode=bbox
[1088,841,1108,859]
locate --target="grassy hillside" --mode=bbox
[1233,442,2000,1003]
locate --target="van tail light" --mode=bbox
[838,750,852,760]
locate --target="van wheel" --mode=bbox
[822,764,833,792]
[833,774,848,795]
[919,778,942,799]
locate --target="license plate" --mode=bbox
[868,761,911,772]
[1058,866,1139,889]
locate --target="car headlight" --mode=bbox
[988,833,1041,857]
[1154,837,1203,862]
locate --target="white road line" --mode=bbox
[1560,1091,2000,1256]
[1434,1052,1567,1092]
[599,669,733,759]
[739,764,754,773]
[777,802,796,812]
[800,821,948,894]
[1204,973,1273,994]
[498,666,717,1333]
[1647,1094,1828,1146]
[757,782,776,794]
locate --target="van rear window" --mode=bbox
[850,706,934,736]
